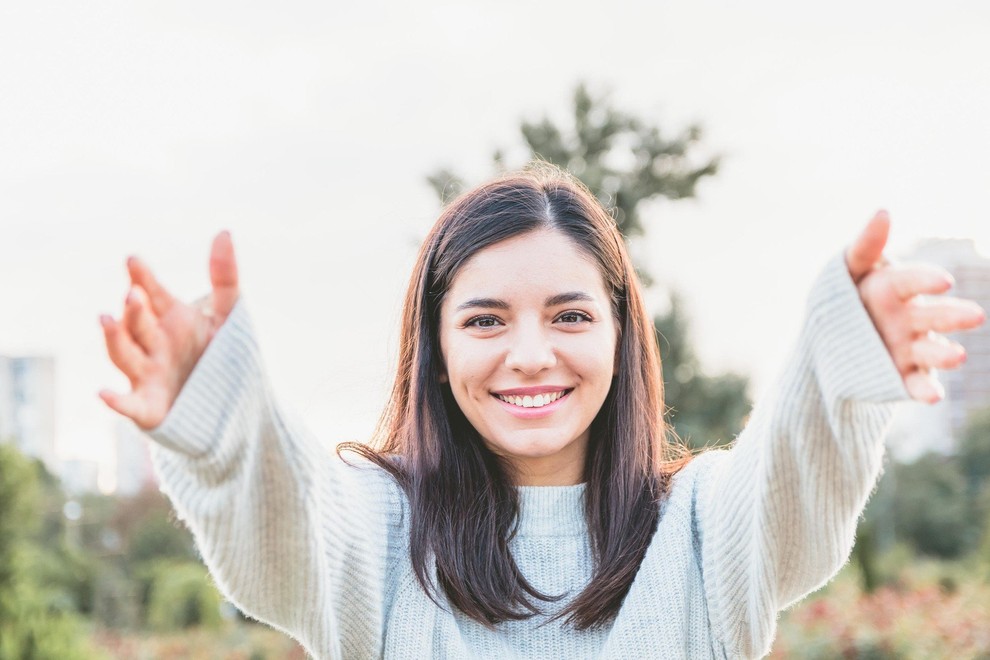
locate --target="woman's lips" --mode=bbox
[491,389,572,419]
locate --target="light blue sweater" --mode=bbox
[147,254,908,658]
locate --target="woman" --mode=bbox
[100,165,984,658]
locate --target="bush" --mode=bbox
[143,560,223,631]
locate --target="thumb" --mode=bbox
[209,230,240,321]
[846,210,890,283]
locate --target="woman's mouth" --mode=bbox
[492,389,572,409]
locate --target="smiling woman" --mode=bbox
[439,229,619,486]
[99,163,985,658]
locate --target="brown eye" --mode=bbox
[466,315,501,328]
[556,311,592,324]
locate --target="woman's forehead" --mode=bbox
[446,230,607,300]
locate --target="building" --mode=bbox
[58,458,101,494]
[888,238,990,460]
[0,355,56,469]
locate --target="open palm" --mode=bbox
[99,232,240,430]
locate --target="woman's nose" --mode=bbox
[504,325,557,375]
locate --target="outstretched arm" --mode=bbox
[99,236,398,657]
[696,211,985,657]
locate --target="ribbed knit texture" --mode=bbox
[148,253,908,659]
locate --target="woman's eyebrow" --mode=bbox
[545,291,594,307]
[455,297,510,312]
[454,292,595,312]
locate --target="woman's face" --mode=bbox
[439,228,618,486]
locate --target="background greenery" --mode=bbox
[2,85,987,658]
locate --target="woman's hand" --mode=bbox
[846,211,986,403]
[99,231,240,429]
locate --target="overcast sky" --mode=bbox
[2,1,988,480]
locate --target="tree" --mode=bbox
[891,454,972,559]
[428,84,749,448]
[0,444,100,659]
[958,406,990,497]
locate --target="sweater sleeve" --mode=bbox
[145,300,401,659]
[693,253,910,658]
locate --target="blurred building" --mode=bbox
[58,458,100,494]
[888,238,990,460]
[115,419,157,496]
[0,355,56,469]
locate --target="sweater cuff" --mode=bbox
[147,299,264,458]
[805,253,910,404]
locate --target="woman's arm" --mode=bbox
[694,212,985,657]
[100,235,400,658]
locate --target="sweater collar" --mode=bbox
[515,483,587,537]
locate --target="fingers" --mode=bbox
[122,286,165,354]
[903,370,945,404]
[127,256,176,317]
[100,314,148,381]
[209,231,240,321]
[846,210,890,282]
[98,389,155,430]
[910,297,987,334]
[885,263,954,300]
[910,333,967,370]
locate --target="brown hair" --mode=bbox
[340,162,689,629]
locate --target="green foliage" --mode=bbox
[653,294,750,448]
[427,84,748,450]
[0,576,104,660]
[959,407,990,496]
[0,445,103,659]
[856,407,990,580]
[143,561,223,631]
[126,509,196,565]
[853,522,881,593]
[429,84,718,239]
[891,454,972,558]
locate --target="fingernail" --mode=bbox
[99,314,113,327]
[126,288,137,304]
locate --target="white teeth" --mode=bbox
[496,391,567,408]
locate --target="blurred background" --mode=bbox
[1,0,989,657]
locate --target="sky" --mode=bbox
[1,1,989,479]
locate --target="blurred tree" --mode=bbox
[0,444,101,659]
[891,454,971,558]
[144,560,223,631]
[429,83,719,239]
[958,407,990,497]
[428,84,749,448]
[653,293,750,448]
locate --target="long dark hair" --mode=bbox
[340,162,689,629]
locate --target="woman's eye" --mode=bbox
[465,315,501,328]
[556,311,592,324]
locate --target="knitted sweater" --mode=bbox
[147,253,909,659]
